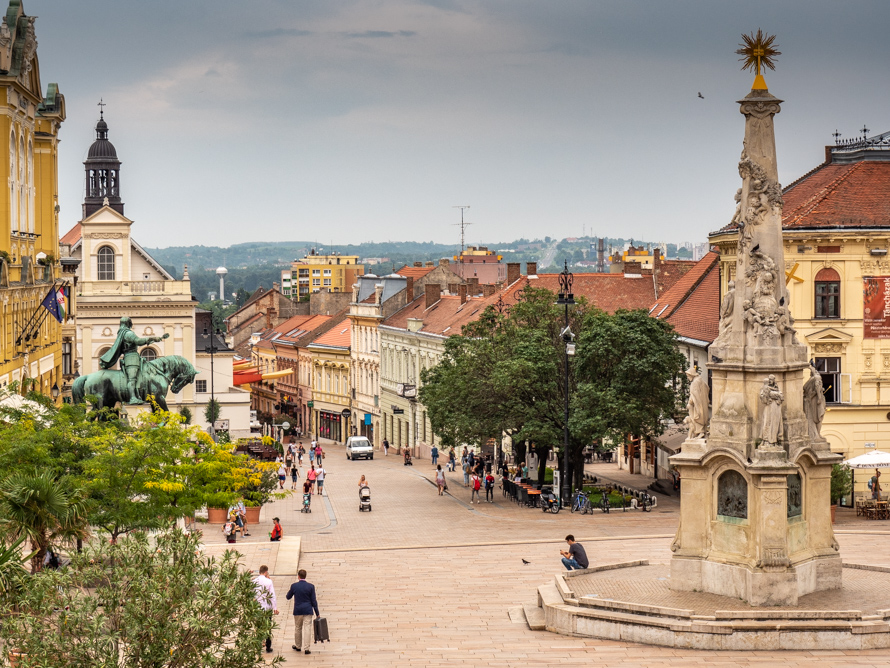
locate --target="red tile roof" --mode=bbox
[381,262,697,337]
[650,252,720,343]
[394,265,436,280]
[60,223,81,246]
[716,158,890,234]
[311,320,351,348]
[782,161,890,229]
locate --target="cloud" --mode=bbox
[344,30,416,39]
[246,28,313,39]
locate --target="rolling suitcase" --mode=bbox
[313,617,330,643]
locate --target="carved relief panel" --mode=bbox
[717,470,748,519]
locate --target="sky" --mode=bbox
[30,1,890,249]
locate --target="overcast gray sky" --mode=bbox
[33,1,890,248]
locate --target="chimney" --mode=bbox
[439,258,450,267]
[506,262,521,285]
[273,281,280,292]
[459,284,467,304]
[482,284,496,297]
[624,261,642,275]
[447,283,458,295]
[374,283,384,304]
[653,248,661,267]
[406,276,414,302]
[526,261,537,276]
[425,260,434,267]
[467,277,479,294]
[413,261,423,267]
[424,282,441,308]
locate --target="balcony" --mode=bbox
[80,279,192,298]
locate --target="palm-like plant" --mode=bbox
[0,470,89,573]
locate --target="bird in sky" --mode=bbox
[698,92,704,99]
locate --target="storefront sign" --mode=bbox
[863,277,890,338]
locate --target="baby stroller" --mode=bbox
[359,485,372,512]
[301,492,312,513]
[403,450,413,466]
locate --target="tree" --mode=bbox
[421,284,685,490]
[178,406,193,424]
[205,398,222,426]
[0,470,89,573]
[1,529,282,667]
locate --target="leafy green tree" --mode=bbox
[205,398,222,425]
[0,470,89,573]
[2,529,282,667]
[178,405,193,424]
[421,284,685,491]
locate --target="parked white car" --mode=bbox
[346,436,374,461]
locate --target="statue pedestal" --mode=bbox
[122,403,152,423]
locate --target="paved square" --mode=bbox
[202,443,890,666]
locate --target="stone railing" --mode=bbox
[80,279,192,298]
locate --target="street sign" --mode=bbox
[307,401,314,408]
[341,408,352,418]
[393,407,404,415]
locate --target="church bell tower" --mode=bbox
[82,106,124,218]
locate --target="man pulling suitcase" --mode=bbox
[286,569,323,654]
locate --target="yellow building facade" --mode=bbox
[710,133,890,502]
[283,249,363,299]
[0,2,66,397]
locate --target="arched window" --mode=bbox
[97,245,115,280]
[717,470,748,519]
[140,348,158,362]
[815,267,840,318]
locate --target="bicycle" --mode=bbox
[599,491,611,514]
[570,490,592,514]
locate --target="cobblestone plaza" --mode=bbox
[201,446,890,666]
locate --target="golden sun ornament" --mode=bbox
[736,30,780,90]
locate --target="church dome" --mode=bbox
[86,118,118,161]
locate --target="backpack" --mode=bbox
[869,477,876,490]
[473,477,481,491]
[224,522,234,536]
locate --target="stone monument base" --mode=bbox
[670,554,842,607]
[529,561,890,650]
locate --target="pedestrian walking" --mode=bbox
[470,472,482,504]
[309,447,315,465]
[315,464,326,495]
[463,459,470,487]
[468,449,475,468]
[298,443,305,465]
[277,462,287,490]
[306,465,317,493]
[431,445,439,467]
[290,463,300,490]
[286,569,320,655]
[435,465,446,495]
[383,438,389,456]
[315,444,324,463]
[270,517,282,542]
[254,565,279,654]
[449,449,456,472]
[484,470,495,502]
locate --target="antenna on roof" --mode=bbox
[453,206,471,255]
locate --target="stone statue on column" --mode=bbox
[803,365,827,441]
[684,366,710,440]
[759,374,784,446]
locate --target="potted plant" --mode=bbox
[240,459,285,522]
[830,463,852,523]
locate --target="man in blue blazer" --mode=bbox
[286,569,320,654]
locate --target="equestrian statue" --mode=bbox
[72,317,197,412]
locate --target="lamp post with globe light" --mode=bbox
[555,260,576,507]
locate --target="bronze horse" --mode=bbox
[71,355,197,412]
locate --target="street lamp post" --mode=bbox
[556,260,575,507]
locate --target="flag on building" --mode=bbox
[41,288,62,323]
[56,286,67,322]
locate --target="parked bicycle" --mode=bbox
[599,491,611,514]
[570,489,592,514]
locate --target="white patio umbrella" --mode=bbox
[843,450,890,503]
[843,450,890,469]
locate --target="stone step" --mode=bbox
[523,603,546,630]
[537,581,564,609]
[507,606,527,624]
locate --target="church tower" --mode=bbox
[82,108,123,218]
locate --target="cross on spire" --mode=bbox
[97,98,106,119]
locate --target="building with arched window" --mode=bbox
[710,129,890,500]
[0,2,67,399]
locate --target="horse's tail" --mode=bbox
[71,374,87,405]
